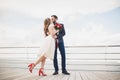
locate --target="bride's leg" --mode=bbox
[39,56,47,76]
[41,57,46,68]
[28,55,46,73]
[34,55,46,66]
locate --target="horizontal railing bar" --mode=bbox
[0,52,28,54]
[1,62,120,66]
[0,52,120,54]
[66,45,120,48]
[0,60,113,64]
[67,53,120,54]
[67,58,120,60]
[1,58,120,60]
[0,59,112,62]
[1,60,120,65]
[0,45,120,48]
[0,67,120,72]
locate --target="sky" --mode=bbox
[0,0,120,46]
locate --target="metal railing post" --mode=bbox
[105,45,108,71]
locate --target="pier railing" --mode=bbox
[0,45,120,71]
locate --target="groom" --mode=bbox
[51,15,70,75]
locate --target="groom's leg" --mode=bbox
[58,42,66,71]
[53,46,59,71]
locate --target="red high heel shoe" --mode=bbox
[28,63,35,73]
[38,68,47,76]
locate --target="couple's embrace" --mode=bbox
[28,15,70,76]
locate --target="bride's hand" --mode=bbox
[52,35,57,39]
[56,29,59,33]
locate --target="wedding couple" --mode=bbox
[28,15,70,76]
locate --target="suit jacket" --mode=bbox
[56,24,66,43]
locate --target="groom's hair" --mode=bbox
[51,15,58,19]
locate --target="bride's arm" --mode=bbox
[49,26,59,36]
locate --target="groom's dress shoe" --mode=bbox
[53,71,58,75]
[62,71,70,75]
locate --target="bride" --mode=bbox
[28,18,59,76]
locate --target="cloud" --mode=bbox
[0,0,120,46]
[0,0,120,18]
[101,33,120,45]
[64,22,116,45]
[0,23,45,46]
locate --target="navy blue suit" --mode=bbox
[53,23,66,72]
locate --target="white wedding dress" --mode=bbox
[37,23,55,60]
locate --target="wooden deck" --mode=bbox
[0,68,120,80]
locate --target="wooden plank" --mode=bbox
[0,69,28,80]
[13,73,36,80]
[75,72,82,80]
[93,72,120,80]
[0,68,17,75]
[80,71,89,80]
[84,72,102,80]
[52,74,65,80]
[0,69,21,78]
[68,71,76,80]
[36,70,56,80]
[61,74,70,80]
[93,72,111,80]
[2,72,30,80]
